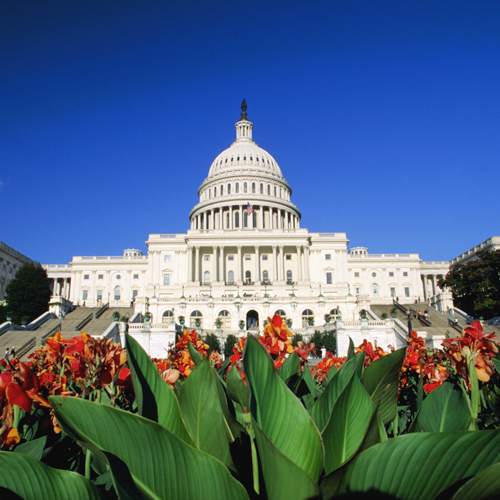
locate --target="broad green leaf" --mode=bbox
[50,396,249,500]
[322,374,375,474]
[226,365,249,409]
[213,371,244,441]
[253,419,321,500]
[302,364,321,399]
[411,381,470,433]
[361,348,406,424]
[14,435,47,460]
[0,451,100,500]
[491,356,500,376]
[188,341,204,365]
[322,430,500,500]
[347,336,355,360]
[354,350,366,379]
[178,357,235,470]
[125,332,194,446]
[244,335,324,481]
[357,406,387,454]
[452,462,500,500]
[278,352,300,383]
[309,356,356,432]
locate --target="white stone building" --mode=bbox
[0,241,35,302]
[44,104,452,343]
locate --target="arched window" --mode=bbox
[114,286,121,301]
[214,186,217,197]
[286,271,292,284]
[274,186,277,196]
[226,212,230,228]
[330,308,342,321]
[243,210,248,228]
[252,211,257,228]
[302,309,314,328]
[208,189,211,199]
[228,271,234,284]
[263,270,269,280]
[235,182,239,193]
[220,185,224,195]
[235,211,240,228]
[372,284,379,298]
[162,310,174,323]
[218,310,231,330]
[260,183,263,194]
[204,271,210,285]
[252,182,256,193]
[267,185,271,195]
[228,183,231,194]
[245,271,252,284]
[190,310,203,328]
[244,182,247,193]
[275,309,287,320]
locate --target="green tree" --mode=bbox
[291,333,304,346]
[309,331,324,354]
[223,334,238,359]
[204,333,221,354]
[439,249,500,318]
[5,263,52,324]
[321,330,336,355]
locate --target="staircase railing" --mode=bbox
[17,337,36,359]
[95,302,109,319]
[75,313,93,331]
[392,299,407,314]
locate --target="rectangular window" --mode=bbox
[390,287,396,298]
[326,272,332,284]
[354,272,360,277]
[82,290,88,300]
[133,274,139,279]
[403,272,408,277]
[262,254,268,260]
[355,288,360,294]
[228,255,234,261]
[204,255,210,261]
[286,254,292,260]
[97,290,103,300]
[164,274,170,286]
[98,274,103,280]
[132,290,138,298]
[389,272,394,277]
[83,274,89,280]
[325,254,331,260]
[405,287,410,297]
[164,255,171,262]
[245,255,251,260]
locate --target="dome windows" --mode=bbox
[235,182,239,193]
[244,182,248,193]
[252,182,256,193]
[260,183,263,194]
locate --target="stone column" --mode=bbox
[272,246,277,281]
[260,206,264,229]
[239,205,243,229]
[431,274,437,296]
[195,246,200,283]
[237,246,242,282]
[255,246,260,282]
[279,245,285,281]
[219,246,224,283]
[187,247,193,282]
[212,246,218,281]
[304,246,310,281]
[422,274,428,300]
[203,212,207,230]
[297,246,302,281]
[279,210,283,230]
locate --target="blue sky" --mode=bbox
[2,1,499,264]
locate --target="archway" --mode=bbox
[246,310,259,329]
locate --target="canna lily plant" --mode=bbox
[1,317,500,499]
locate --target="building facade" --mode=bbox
[45,105,451,333]
[0,241,35,302]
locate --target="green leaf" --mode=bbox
[253,419,321,500]
[322,374,376,474]
[354,350,366,379]
[357,407,387,454]
[452,462,500,500]
[243,335,324,481]
[188,341,204,365]
[14,435,47,460]
[178,357,235,470]
[50,396,249,500]
[322,430,500,500]
[0,451,100,500]
[309,356,356,432]
[125,332,194,446]
[277,352,300,384]
[361,348,406,424]
[302,364,321,399]
[213,371,244,441]
[411,381,470,432]
[347,337,355,360]
[226,364,249,410]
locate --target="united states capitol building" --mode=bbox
[45,103,453,351]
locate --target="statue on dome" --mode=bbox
[240,99,248,120]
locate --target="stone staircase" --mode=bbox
[80,307,134,336]
[370,302,467,340]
